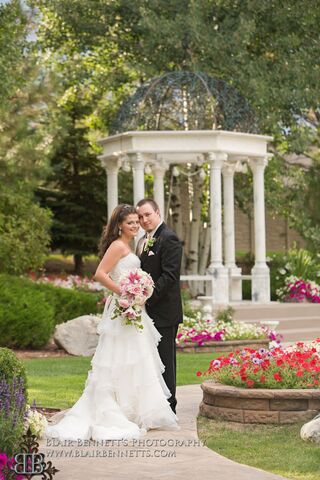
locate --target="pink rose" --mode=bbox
[119,298,130,308]
[131,285,143,295]
[124,307,139,319]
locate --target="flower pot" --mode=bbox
[199,381,320,424]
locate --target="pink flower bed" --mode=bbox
[277,276,320,303]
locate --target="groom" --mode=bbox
[136,198,183,414]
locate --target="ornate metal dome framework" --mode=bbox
[99,72,271,306]
[110,71,259,135]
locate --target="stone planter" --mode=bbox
[177,339,269,354]
[200,381,320,424]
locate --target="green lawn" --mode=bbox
[198,416,320,480]
[24,353,319,480]
[23,352,216,409]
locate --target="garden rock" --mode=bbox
[54,315,100,356]
[300,414,320,444]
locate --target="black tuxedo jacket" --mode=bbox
[140,223,183,328]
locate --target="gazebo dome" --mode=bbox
[110,71,258,135]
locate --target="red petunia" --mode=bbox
[273,372,282,382]
[246,380,254,387]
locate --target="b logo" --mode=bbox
[7,428,59,479]
[13,453,45,475]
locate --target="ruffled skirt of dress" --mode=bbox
[45,298,178,441]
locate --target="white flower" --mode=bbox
[25,406,48,439]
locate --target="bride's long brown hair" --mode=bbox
[98,204,137,258]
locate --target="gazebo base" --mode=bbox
[200,381,320,424]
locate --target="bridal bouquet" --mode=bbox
[112,268,154,330]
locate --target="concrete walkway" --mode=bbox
[40,385,288,480]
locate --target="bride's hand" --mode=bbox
[114,286,121,296]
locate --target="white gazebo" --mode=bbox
[98,129,272,305]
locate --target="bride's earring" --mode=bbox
[119,228,122,236]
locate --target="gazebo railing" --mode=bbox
[180,273,253,303]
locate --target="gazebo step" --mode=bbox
[233,302,320,320]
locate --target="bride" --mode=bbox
[46,204,178,441]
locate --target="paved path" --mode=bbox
[40,385,288,480]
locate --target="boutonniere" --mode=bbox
[144,237,156,253]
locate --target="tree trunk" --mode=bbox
[74,253,84,275]
[171,177,183,239]
[186,169,203,283]
[180,175,191,273]
[199,224,211,274]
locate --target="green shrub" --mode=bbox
[0,275,54,349]
[0,349,27,455]
[267,248,320,300]
[36,282,103,325]
[271,248,320,282]
[0,274,102,348]
[242,279,251,300]
[0,347,27,389]
[215,306,235,323]
[181,286,200,319]
[0,188,52,275]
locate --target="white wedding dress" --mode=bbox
[46,252,178,441]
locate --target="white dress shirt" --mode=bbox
[148,221,163,238]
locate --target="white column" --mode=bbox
[249,157,270,303]
[206,152,229,305]
[222,161,242,301]
[101,157,119,220]
[152,160,168,218]
[130,153,145,206]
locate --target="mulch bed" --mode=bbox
[14,347,71,360]
[36,406,62,418]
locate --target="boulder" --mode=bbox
[300,414,320,444]
[54,315,100,356]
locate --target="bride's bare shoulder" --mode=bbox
[96,240,128,273]
[107,240,128,257]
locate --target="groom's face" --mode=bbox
[137,203,161,233]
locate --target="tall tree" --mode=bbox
[0,2,53,274]
[0,0,28,104]
[31,0,320,130]
[37,98,108,274]
[30,0,320,274]
[30,0,140,270]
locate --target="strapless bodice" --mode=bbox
[109,252,140,283]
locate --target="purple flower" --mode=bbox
[269,331,277,341]
[0,377,26,431]
[252,357,263,365]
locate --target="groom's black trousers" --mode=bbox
[156,324,179,414]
